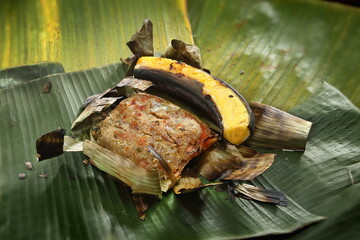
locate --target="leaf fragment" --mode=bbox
[247,102,312,151]
[38,174,48,178]
[25,161,33,170]
[173,167,226,194]
[63,136,83,152]
[132,194,151,220]
[233,183,288,207]
[126,18,154,57]
[173,168,202,194]
[18,173,26,179]
[117,76,153,91]
[83,140,161,197]
[36,128,66,161]
[70,96,121,138]
[162,39,203,69]
[196,142,275,181]
[147,145,177,187]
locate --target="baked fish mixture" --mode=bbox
[36,19,312,219]
[92,93,216,178]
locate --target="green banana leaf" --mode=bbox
[0,0,193,72]
[0,62,64,88]
[0,0,359,239]
[189,0,360,109]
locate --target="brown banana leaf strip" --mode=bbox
[173,167,224,194]
[233,182,288,207]
[126,19,153,56]
[246,102,312,151]
[132,194,150,220]
[117,77,153,91]
[162,39,204,70]
[71,96,122,137]
[173,168,227,194]
[173,168,202,194]
[77,94,101,115]
[63,136,83,152]
[122,55,139,76]
[77,77,146,113]
[122,19,153,76]
[221,145,275,180]
[36,129,66,161]
[179,182,224,194]
[84,140,161,196]
[71,79,143,137]
[147,145,177,185]
[196,142,275,181]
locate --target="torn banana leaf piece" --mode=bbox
[247,102,312,151]
[121,19,153,76]
[126,18,153,57]
[134,56,254,145]
[147,145,178,189]
[70,77,150,138]
[71,96,122,138]
[83,140,162,197]
[63,136,83,152]
[36,129,66,161]
[196,142,275,181]
[232,183,288,207]
[172,164,224,195]
[162,39,203,70]
[173,168,202,194]
[36,134,162,197]
[132,194,152,220]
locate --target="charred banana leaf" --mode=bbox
[162,39,203,70]
[247,102,312,151]
[70,77,151,138]
[173,168,224,194]
[36,129,66,161]
[232,183,288,207]
[132,194,152,220]
[196,142,275,181]
[134,56,254,145]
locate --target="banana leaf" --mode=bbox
[0,59,323,240]
[1,0,359,239]
[0,62,64,88]
[188,0,360,108]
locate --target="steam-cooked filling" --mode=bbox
[92,93,216,179]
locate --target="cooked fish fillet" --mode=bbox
[92,93,216,179]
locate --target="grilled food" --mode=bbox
[91,93,217,181]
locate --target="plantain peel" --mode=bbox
[134,57,254,145]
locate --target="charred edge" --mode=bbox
[134,67,223,133]
[231,182,288,207]
[147,145,177,184]
[77,94,101,115]
[170,39,201,69]
[213,76,255,134]
[36,129,66,161]
[132,194,150,220]
[126,19,153,56]
[126,55,139,77]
